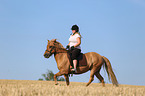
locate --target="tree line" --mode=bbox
[38,70,65,81]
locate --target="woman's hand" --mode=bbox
[66,45,70,49]
[70,46,74,50]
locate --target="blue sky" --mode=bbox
[0,0,145,86]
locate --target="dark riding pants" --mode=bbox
[71,48,81,60]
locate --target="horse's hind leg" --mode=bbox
[95,72,105,87]
[86,70,95,86]
[64,74,69,86]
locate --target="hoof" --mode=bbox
[102,83,105,87]
[86,84,89,87]
[55,83,59,85]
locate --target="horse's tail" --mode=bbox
[102,56,118,86]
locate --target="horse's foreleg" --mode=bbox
[86,70,95,86]
[54,72,62,85]
[64,74,69,86]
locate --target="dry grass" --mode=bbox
[0,79,145,96]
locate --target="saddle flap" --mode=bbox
[67,53,87,67]
[77,53,87,66]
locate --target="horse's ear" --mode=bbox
[54,39,57,42]
[47,40,49,42]
[51,39,57,42]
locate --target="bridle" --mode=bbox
[45,46,56,54]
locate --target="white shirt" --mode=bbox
[69,33,81,49]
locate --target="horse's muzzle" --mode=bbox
[44,53,50,58]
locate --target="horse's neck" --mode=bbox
[54,43,68,68]
[54,52,68,68]
[54,53,63,59]
[54,47,67,60]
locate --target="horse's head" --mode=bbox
[44,39,63,58]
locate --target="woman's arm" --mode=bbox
[74,37,81,47]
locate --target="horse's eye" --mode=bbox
[49,46,52,48]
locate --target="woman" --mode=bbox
[66,25,81,73]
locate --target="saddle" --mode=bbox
[67,52,87,68]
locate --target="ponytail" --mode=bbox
[77,32,82,38]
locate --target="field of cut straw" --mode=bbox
[0,80,145,96]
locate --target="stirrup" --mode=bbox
[71,68,77,73]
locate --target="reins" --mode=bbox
[55,47,68,54]
[46,46,68,54]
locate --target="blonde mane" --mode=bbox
[50,39,66,50]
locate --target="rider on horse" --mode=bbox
[66,25,82,73]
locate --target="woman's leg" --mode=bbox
[71,48,81,72]
[72,59,77,72]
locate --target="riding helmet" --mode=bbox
[71,25,79,32]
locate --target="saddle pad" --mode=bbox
[77,53,87,66]
[67,53,87,67]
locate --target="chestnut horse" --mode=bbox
[44,39,118,86]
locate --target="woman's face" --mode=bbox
[72,30,76,34]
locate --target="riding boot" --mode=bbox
[71,68,77,73]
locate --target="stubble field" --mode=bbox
[0,80,145,96]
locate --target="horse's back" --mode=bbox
[84,52,102,57]
[84,52,103,65]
